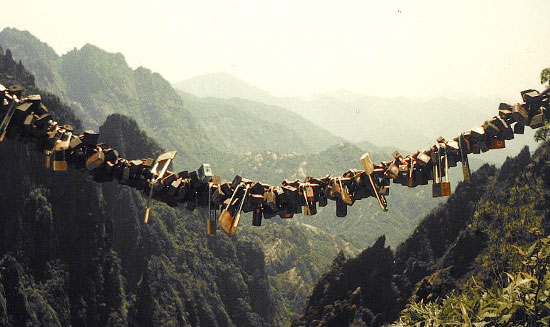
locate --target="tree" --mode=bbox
[541,68,550,86]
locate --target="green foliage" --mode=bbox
[541,68,550,86]
[534,123,550,143]
[395,235,550,326]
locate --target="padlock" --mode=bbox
[53,150,68,171]
[86,148,105,170]
[207,220,217,236]
[408,159,416,188]
[493,117,514,140]
[280,204,294,219]
[44,150,52,169]
[513,123,525,134]
[431,147,442,198]
[338,178,353,205]
[439,145,451,197]
[207,183,217,236]
[447,150,458,168]
[22,114,35,137]
[392,151,402,160]
[197,164,213,183]
[252,206,263,226]
[446,139,459,151]
[12,102,33,129]
[512,104,529,125]
[104,149,119,163]
[488,137,505,150]
[385,162,399,179]
[529,109,545,129]
[458,133,471,183]
[82,130,99,146]
[484,120,500,137]
[335,197,347,217]
[359,153,388,212]
[302,184,312,216]
[219,183,243,233]
[416,151,431,165]
[0,95,17,142]
[398,163,409,186]
[521,89,542,104]
[143,151,177,223]
[498,102,513,117]
[414,164,429,185]
[318,192,328,207]
[230,184,250,233]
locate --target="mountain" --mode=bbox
[0,28,346,170]
[175,90,345,154]
[0,29,431,323]
[295,141,550,326]
[175,72,538,164]
[0,28,451,250]
[174,72,278,104]
[0,58,284,326]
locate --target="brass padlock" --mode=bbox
[512,103,529,125]
[408,159,416,188]
[301,184,312,216]
[44,150,52,169]
[360,153,387,212]
[86,149,105,171]
[219,183,243,234]
[52,151,68,171]
[431,147,442,198]
[53,131,72,171]
[488,137,505,150]
[144,151,178,223]
[338,178,353,205]
[439,144,451,197]
[229,184,250,234]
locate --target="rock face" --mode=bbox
[294,236,400,327]
[0,52,275,327]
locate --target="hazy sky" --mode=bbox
[2,0,550,99]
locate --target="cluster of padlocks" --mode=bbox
[1,82,549,235]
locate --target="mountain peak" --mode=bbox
[173,71,275,103]
[0,27,59,60]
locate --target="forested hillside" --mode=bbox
[294,140,550,326]
[5,27,548,327]
[0,52,282,326]
[0,44,364,327]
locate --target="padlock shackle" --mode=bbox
[0,96,18,141]
[443,145,449,183]
[432,145,440,184]
[225,183,243,211]
[237,185,250,213]
[366,173,388,212]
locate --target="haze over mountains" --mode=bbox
[0,27,443,323]
[175,72,538,164]
[2,25,550,327]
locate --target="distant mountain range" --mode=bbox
[175,72,538,163]
[0,28,344,169]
